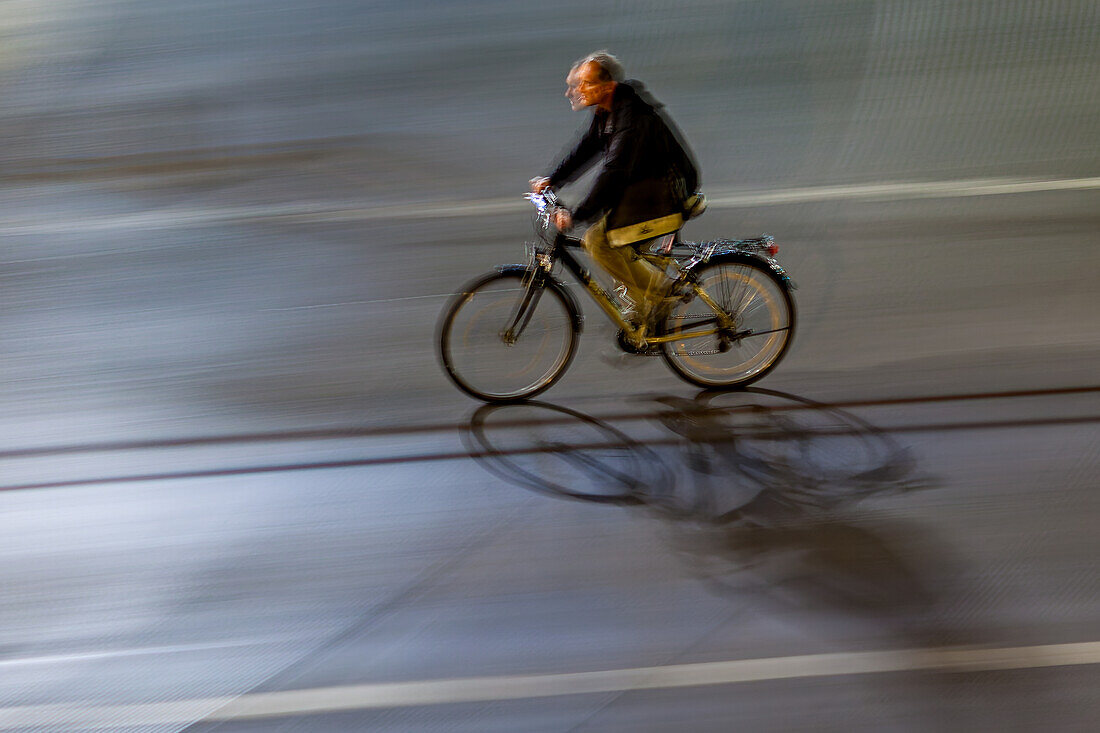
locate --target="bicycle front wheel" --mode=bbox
[439,270,579,402]
[659,257,794,389]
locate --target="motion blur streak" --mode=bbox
[0,1,1096,731]
[1,176,1098,235]
[0,641,1097,729]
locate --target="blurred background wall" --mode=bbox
[1,0,1096,202]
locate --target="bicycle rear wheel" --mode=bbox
[659,257,794,388]
[439,269,579,402]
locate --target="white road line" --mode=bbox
[0,641,1097,729]
[703,176,1100,206]
[1,176,1097,235]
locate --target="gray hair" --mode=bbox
[573,50,625,82]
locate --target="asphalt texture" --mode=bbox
[0,1,1097,731]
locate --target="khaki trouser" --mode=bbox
[582,217,666,319]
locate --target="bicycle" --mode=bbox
[437,190,796,402]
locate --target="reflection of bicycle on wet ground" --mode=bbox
[438,190,796,402]
[464,389,939,631]
[463,401,669,505]
[462,389,924,521]
[645,389,923,524]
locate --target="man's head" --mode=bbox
[564,65,586,111]
[564,51,622,112]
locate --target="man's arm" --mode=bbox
[544,116,601,188]
[571,103,642,222]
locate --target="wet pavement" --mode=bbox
[0,1,1097,731]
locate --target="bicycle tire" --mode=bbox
[659,255,794,389]
[439,269,579,402]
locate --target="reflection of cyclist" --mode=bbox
[530,51,700,333]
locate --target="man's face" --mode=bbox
[564,61,614,111]
[564,67,585,111]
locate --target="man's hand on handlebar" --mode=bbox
[529,177,552,194]
[552,208,573,232]
[528,177,571,231]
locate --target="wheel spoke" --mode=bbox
[659,259,793,388]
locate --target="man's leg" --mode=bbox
[582,220,665,322]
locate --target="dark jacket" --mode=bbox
[546,80,699,241]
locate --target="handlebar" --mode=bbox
[523,189,560,213]
[523,189,565,237]
[523,189,584,247]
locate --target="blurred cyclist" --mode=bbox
[531,51,700,336]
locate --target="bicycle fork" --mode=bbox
[500,269,547,345]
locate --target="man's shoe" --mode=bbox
[644,294,683,330]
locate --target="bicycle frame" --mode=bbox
[518,190,792,348]
[537,234,734,346]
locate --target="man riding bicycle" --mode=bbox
[530,51,701,338]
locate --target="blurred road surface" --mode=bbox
[0,1,1097,731]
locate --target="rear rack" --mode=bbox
[668,235,778,266]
